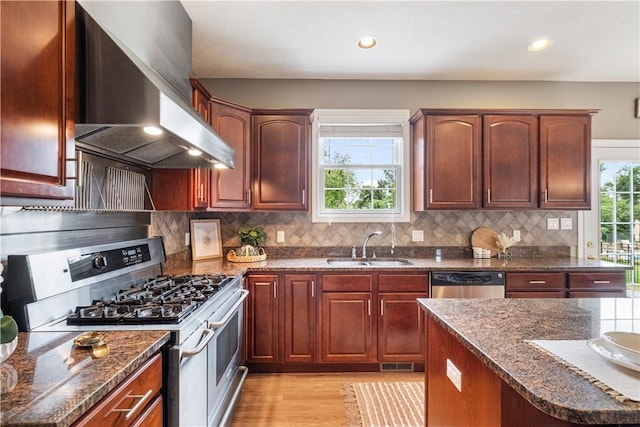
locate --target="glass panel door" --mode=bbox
[580,140,640,298]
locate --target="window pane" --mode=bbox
[324,189,348,209]
[616,193,632,222]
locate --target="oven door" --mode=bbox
[207,289,249,427]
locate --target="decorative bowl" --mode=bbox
[602,331,640,365]
[0,336,18,363]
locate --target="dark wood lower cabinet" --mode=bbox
[246,272,427,372]
[426,316,595,427]
[321,292,374,362]
[506,271,627,298]
[283,274,317,363]
[568,272,627,297]
[245,275,279,363]
[73,353,163,427]
[246,274,317,366]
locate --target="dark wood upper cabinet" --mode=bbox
[1,0,76,205]
[483,115,538,208]
[251,110,312,211]
[412,109,597,210]
[540,115,591,209]
[413,114,482,209]
[191,79,211,123]
[210,99,252,210]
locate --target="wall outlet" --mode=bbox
[185,232,190,246]
[547,218,559,230]
[446,359,462,392]
[276,230,285,243]
[411,230,424,242]
[513,230,521,241]
[560,218,573,230]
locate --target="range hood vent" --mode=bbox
[75,4,235,169]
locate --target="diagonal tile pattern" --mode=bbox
[152,210,578,255]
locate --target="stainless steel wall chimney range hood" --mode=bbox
[74,3,235,169]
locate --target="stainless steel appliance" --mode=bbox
[4,237,248,427]
[75,3,235,169]
[430,271,505,298]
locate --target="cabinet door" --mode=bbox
[1,1,76,204]
[210,100,251,210]
[321,292,374,362]
[483,115,538,208]
[425,116,481,209]
[283,274,317,362]
[246,275,279,363]
[379,292,426,362]
[192,168,210,208]
[252,114,309,210]
[151,169,192,210]
[191,81,211,122]
[540,115,591,209]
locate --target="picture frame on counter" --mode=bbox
[190,219,223,260]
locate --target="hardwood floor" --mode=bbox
[230,371,424,427]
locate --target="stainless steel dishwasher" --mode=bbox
[430,271,505,298]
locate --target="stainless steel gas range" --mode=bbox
[4,237,248,427]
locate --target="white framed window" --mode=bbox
[311,109,411,223]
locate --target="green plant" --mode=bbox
[238,225,265,247]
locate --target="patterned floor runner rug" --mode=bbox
[343,381,424,427]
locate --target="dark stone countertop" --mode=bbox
[418,298,640,425]
[163,250,629,276]
[0,330,170,427]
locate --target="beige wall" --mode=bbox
[201,79,640,139]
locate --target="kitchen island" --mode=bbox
[0,331,170,427]
[418,298,640,426]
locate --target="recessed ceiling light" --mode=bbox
[187,148,202,156]
[143,126,163,136]
[528,38,552,51]
[214,163,228,169]
[357,36,378,49]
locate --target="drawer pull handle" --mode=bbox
[112,389,153,420]
[529,280,546,284]
[593,280,610,284]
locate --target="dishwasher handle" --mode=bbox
[431,271,505,285]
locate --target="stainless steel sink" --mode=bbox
[326,258,413,267]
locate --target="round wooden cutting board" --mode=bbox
[470,226,501,256]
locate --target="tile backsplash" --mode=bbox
[150,210,578,256]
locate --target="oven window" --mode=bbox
[216,311,239,385]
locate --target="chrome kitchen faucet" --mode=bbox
[362,231,382,259]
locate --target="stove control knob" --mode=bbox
[93,255,108,269]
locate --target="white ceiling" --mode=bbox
[181,1,640,82]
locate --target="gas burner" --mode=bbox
[65,273,236,325]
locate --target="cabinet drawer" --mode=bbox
[322,275,372,292]
[569,290,627,298]
[506,291,566,299]
[379,274,428,292]
[568,272,626,290]
[74,353,162,427]
[506,273,565,291]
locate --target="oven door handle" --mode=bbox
[181,328,214,358]
[209,289,249,329]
